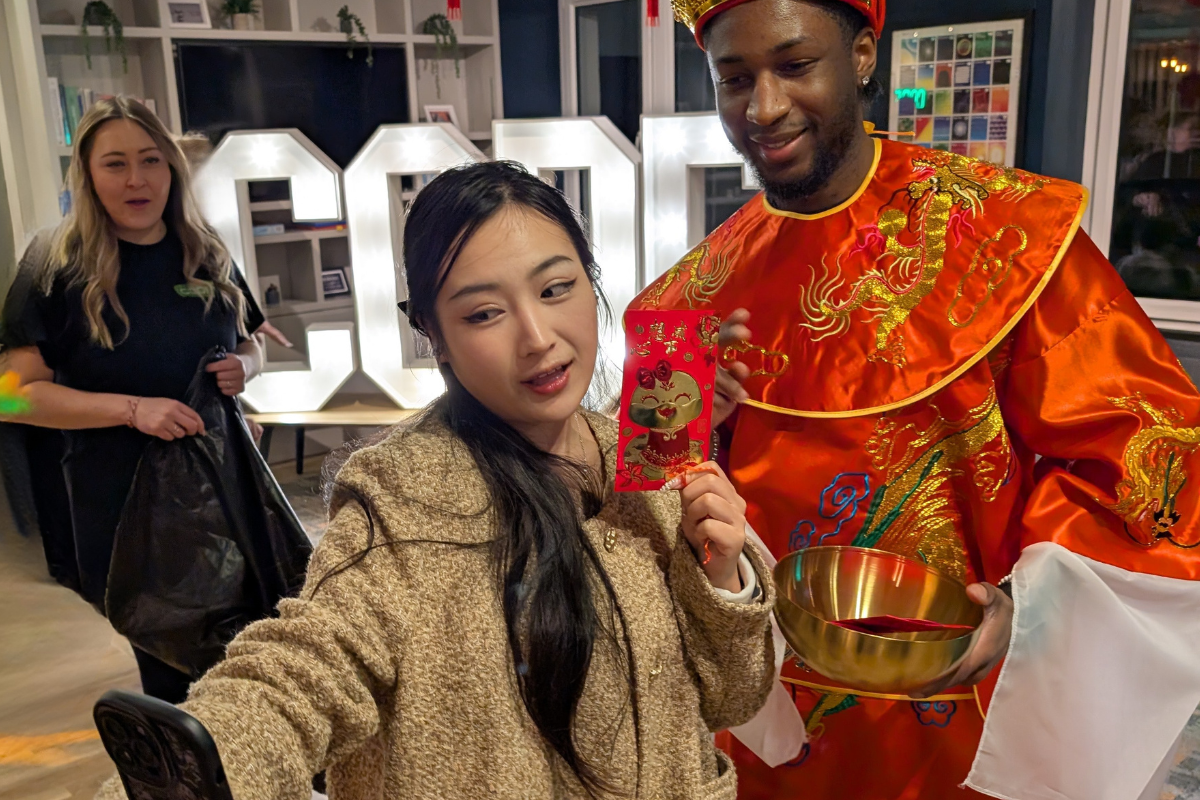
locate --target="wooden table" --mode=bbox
[246,397,418,474]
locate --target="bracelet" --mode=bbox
[997,572,1014,598]
[126,396,141,428]
[997,573,1013,587]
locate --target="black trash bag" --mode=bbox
[106,346,313,678]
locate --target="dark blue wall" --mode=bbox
[498,0,562,118]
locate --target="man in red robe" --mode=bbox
[634,1,1200,798]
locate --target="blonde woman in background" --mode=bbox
[0,97,268,704]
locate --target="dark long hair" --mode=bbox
[398,161,623,793]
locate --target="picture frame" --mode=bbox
[165,0,212,28]
[423,104,460,129]
[889,18,1025,167]
[322,268,351,298]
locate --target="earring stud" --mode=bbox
[862,76,870,86]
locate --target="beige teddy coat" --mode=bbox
[98,410,775,799]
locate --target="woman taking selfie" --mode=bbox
[97,161,775,799]
[0,97,266,703]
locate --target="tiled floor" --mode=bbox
[1,455,1198,799]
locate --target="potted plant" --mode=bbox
[337,6,373,66]
[221,0,260,30]
[420,13,460,98]
[80,0,126,72]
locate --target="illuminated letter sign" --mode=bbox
[493,117,641,371]
[194,130,354,412]
[641,112,756,284]
[344,124,485,407]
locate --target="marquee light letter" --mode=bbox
[344,124,485,408]
[641,113,755,284]
[493,117,641,372]
[195,129,353,413]
[243,324,357,414]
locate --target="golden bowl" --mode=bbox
[773,546,983,695]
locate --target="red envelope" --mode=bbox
[830,615,977,635]
[616,310,720,492]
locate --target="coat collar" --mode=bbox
[329,408,619,544]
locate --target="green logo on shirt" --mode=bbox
[174,283,214,300]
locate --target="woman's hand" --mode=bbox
[205,353,250,396]
[667,462,748,593]
[909,583,1013,698]
[713,308,752,429]
[134,397,206,441]
[257,321,293,349]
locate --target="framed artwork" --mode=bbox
[165,0,212,28]
[322,268,351,298]
[423,105,460,128]
[890,19,1024,166]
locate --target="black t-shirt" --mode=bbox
[2,232,264,399]
[0,231,265,608]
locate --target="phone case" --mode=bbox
[616,309,721,492]
[93,689,234,800]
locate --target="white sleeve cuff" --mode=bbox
[712,552,758,604]
[965,542,1200,800]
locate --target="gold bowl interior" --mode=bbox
[774,546,983,695]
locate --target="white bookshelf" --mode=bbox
[27,0,504,177]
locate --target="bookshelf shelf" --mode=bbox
[249,200,293,212]
[254,229,348,245]
[40,24,166,37]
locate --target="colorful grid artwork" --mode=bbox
[890,19,1024,167]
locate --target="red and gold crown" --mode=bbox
[673,0,885,48]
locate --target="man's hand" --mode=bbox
[909,583,1013,698]
[713,308,752,429]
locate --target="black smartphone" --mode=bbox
[93,689,234,800]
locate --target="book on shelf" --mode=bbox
[51,84,160,148]
[252,223,286,237]
[289,221,348,231]
[47,78,65,146]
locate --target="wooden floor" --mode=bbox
[0,492,140,800]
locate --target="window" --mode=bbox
[575,0,642,144]
[1109,0,1200,300]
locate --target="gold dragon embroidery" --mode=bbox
[852,388,1012,580]
[1107,394,1200,548]
[798,153,1044,367]
[642,242,735,309]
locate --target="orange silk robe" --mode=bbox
[631,138,1200,799]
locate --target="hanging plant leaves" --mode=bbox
[420,13,461,98]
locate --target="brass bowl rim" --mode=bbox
[774,545,980,643]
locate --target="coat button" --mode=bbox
[604,529,617,553]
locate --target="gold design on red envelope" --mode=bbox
[618,310,721,492]
[623,361,707,480]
